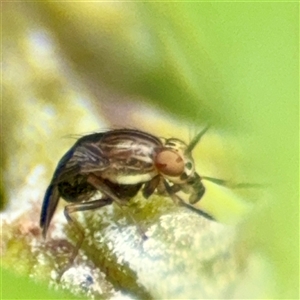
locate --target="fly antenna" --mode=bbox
[186,125,210,153]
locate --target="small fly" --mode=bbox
[40,126,255,278]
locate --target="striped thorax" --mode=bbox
[94,129,163,184]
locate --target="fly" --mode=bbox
[40,126,256,278]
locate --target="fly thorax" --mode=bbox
[97,136,161,185]
[154,138,195,184]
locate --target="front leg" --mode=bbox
[142,175,160,199]
[163,179,215,221]
[142,176,181,199]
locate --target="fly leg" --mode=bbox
[57,197,113,281]
[142,175,161,198]
[163,179,215,221]
[143,176,178,198]
[87,173,148,240]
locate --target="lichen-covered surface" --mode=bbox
[2,2,298,299]
[2,190,241,299]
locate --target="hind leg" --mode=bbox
[57,197,113,281]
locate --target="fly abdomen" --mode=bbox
[58,175,96,203]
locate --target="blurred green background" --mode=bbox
[1,2,298,299]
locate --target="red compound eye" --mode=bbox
[155,149,184,176]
